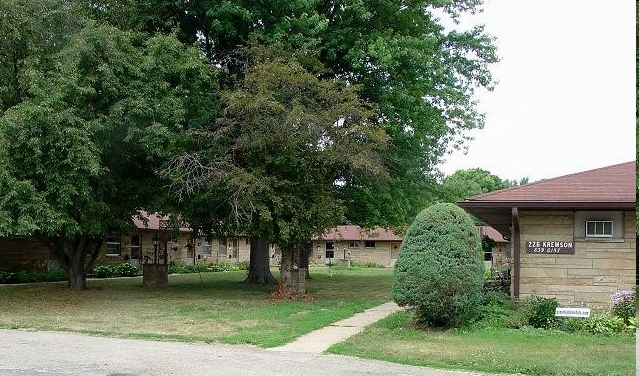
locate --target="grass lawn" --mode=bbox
[0,267,635,376]
[0,267,391,347]
[327,310,636,376]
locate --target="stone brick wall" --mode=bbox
[349,242,394,266]
[311,240,398,267]
[519,210,635,308]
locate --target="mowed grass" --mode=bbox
[0,267,392,347]
[1,267,635,376]
[327,310,636,376]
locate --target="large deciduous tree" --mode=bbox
[0,19,218,288]
[89,0,499,286]
[166,44,386,288]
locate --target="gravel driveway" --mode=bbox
[0,329,492,376]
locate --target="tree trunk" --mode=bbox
[243,236,277,284]
[280,245,293,290]
[46,235,102,290]
[299,241,311,279]
[279,244,306,296]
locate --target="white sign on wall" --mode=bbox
[555,307,591,318]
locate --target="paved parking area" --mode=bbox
[0,329,493,376]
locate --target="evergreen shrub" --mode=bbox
[392,203,484,328]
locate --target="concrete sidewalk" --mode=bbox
[268,301,403,353]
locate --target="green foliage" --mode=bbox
[0,6,218,287]
[169,43,384,252]
[114,263,142,277]
[155,0,499,245]
[518,295,559,329]
[168,262,246,274]
[392,203,484,328]
[611,288,636,324]
[482,266,510,294]
[440,168,522,204]
[459,291,516,329]
[582,314,626,334]
[550,317,586,333]
[0,269,68,284]
[626,316,636,332]
[91,263,141,278]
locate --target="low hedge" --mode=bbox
[0,269,68,284]
[91,263,141,278]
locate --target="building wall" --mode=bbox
[518,210,635,308]
[94,232,250,266]
[311,240,400,267]
[490,243,511,269]
[0,238,53,271]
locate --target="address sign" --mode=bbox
[525,240,574,255]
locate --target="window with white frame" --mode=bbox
[585,220,613,238]
[349,241,360,248]
[364,240,376,248]
[105,233,121,256]
[574,211,623,239]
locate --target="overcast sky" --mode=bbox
[438,1,636,182]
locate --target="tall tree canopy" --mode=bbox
[439,168,528,204]
[1,0,499,291]
[0,9,218,288]
[119,0,499,288]
[103,0,499,227]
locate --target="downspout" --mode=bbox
[511,207,521,300]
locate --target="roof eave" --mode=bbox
[458,201,635,210]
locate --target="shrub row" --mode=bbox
[91,263,141,278]
[0,269,68,284]
[168,261,248,274]
[462,291,637,334]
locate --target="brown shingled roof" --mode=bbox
[133,212,191,232]
[460,161,636,209]
[314,225,403,242]
[480,226,508,243]
[458,161,636,236]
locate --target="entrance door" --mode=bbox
[390,242,400,266]
[129,234,141,264]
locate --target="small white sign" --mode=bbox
[555,307,591,318]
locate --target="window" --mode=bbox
[200,239,211,255]
[574,211,622,239]
[218,238,227,255]
[585,221,613,238]
[106,233,121,256]
[364,241,376,248]
[349,241,360,248]
[325,242,334,258]
[228,238,239,258]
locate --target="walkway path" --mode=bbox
[268,301,403,353]
[0,302,508,376]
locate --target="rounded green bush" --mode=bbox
[392,203,484,328]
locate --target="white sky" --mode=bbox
[439,1,636,182]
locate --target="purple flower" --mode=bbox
[611,289,635,306]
